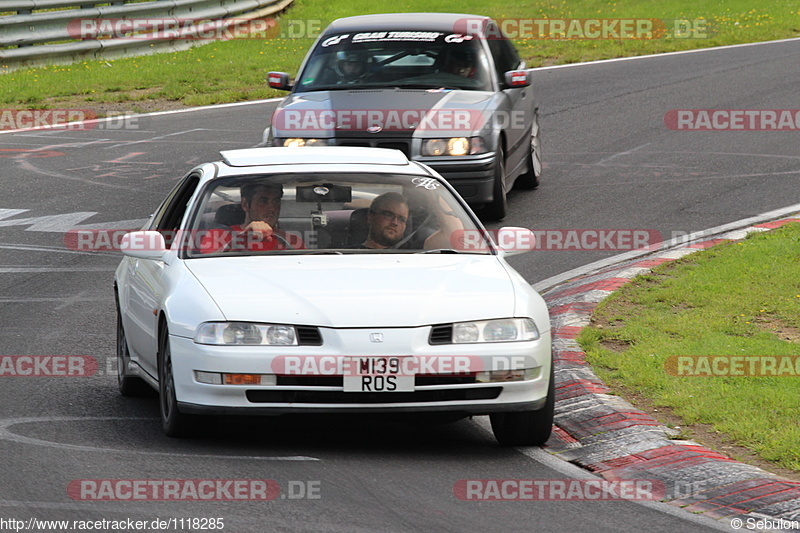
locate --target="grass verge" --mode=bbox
[0,0,799,113]
[579,223,800,473]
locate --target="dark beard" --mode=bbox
[372,229,403,248]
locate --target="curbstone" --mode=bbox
[541,214,800,523]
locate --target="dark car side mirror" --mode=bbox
[503,70,532,89]
[268,72,293,91]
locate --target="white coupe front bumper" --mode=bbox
[169,327,552,415]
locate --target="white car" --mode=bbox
[114,146,552,445]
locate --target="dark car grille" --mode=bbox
[335,138,411,157]
[246,387,500,404]
[429,324,453,345]
[296,326,322,346]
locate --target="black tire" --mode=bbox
[514,108,542,190]
[490,365,555,446]
[116,298,152,397]
[158,325,196,437]
[483,144,507,221]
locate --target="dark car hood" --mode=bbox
[271,89,494,138]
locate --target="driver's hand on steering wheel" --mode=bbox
[241,220,275,242]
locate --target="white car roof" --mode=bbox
[211,147,432,182]
[220,146,412,168]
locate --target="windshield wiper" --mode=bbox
[393,84,461,91]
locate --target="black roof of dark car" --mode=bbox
[321,13,493,37]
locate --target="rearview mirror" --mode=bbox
[295,184,353,203]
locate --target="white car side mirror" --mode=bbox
[495,227,536,255]
[120,230,168,261]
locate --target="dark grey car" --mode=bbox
[264,13,542,220]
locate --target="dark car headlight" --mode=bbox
[421,137,487,156]
[278,138,331,148]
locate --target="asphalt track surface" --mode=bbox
[1,38,799,532]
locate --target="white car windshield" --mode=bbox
[295,33,492,92]
[181,172,495,257]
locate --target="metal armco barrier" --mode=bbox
[0,0,294,70]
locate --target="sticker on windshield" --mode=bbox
[351,31,443,43]
[445,34,473,43]
[412,177,440,190]
[321,34,350,47]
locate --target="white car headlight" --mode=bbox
[451,318,539,343]
[194,322,298,346]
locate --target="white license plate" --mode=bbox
[342,356,415,392]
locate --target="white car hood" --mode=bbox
[184,255,514,327]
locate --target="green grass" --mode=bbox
[0,0,799,111]
[579,223,800,472]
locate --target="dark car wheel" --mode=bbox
[159,325,196,437]
[514,108,542,190]
[483,145,507,221]
[116,298,152,397]
[490,365,555,446]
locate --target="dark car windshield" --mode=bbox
[294,32,493,92]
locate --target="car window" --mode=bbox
[486,24,522,82]
[154,173,200,248]
[182,172,495,257]
[295,33,493,92]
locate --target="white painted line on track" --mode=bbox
[0,243,117,256]
[0,98,284,136]
[532,36,800,71]
[0,267,117,273]
[533,202,800,293]
[106,128,215,149]
[0,416,319,461]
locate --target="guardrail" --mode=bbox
[0,0,294,70]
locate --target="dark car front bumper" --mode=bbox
[415,152,497,205]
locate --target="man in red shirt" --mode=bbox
[200,183,304,253]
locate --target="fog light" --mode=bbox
[195,371,222,385]
[475,367,541,383]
